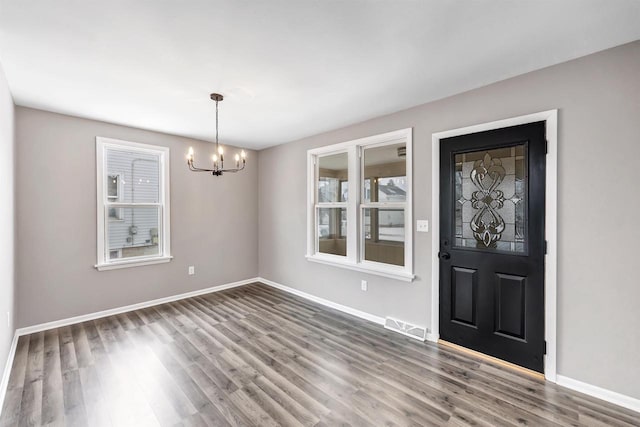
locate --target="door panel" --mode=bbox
[494,273,526,339]
[440,121,546,373]
[451,267,477,327]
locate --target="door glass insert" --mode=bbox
[454,145,526,253]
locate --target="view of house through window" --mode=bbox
[107,174,123,220]
[96,137,170,269]
[106,148,161,260]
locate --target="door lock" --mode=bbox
[439,252,451,260]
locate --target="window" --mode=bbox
[307,129,413,281]
[95,137,171,270]
[316,152,348,256]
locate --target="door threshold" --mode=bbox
[438,340,545,380]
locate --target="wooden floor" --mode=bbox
[1,283,638,427]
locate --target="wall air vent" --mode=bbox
[384,317,427,341]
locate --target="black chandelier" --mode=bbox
[186,93,246,176]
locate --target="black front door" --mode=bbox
[439,121,546,373]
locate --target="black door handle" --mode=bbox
[439,252,451,260]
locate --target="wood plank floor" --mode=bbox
[1,283,638,426]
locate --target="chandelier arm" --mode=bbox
[218,165,246,173]
[189,162,245,174]
[219,161,246,173]
[188,161,216,173]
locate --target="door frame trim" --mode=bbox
[430,109,558,382]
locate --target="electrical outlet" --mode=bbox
[6,311,10,328]
[417,220,429,232]
[361,280,368,291]
[188,266,195,275]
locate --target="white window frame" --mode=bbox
[95,137,172,271]
[306,128,414,282]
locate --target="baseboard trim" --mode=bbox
[15,277,260,336]
[426,332,439,343]
[257,277,385,325]
[556,375,640,414]
[0,331,19,420]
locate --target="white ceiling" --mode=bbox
[0,1,639,150]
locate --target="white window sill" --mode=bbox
[95,256,173,271]
[306,254,414,282]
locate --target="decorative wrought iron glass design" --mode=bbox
[454,145,526,253]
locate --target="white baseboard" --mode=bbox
[257,277,385,325]
[426,332,439,343]
[0,331,19,420]
[556,375,640,414]
[16,277,260,336]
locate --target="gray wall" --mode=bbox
[0,59,15,382]
[16,107,259,327]
[258,41,640,399]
